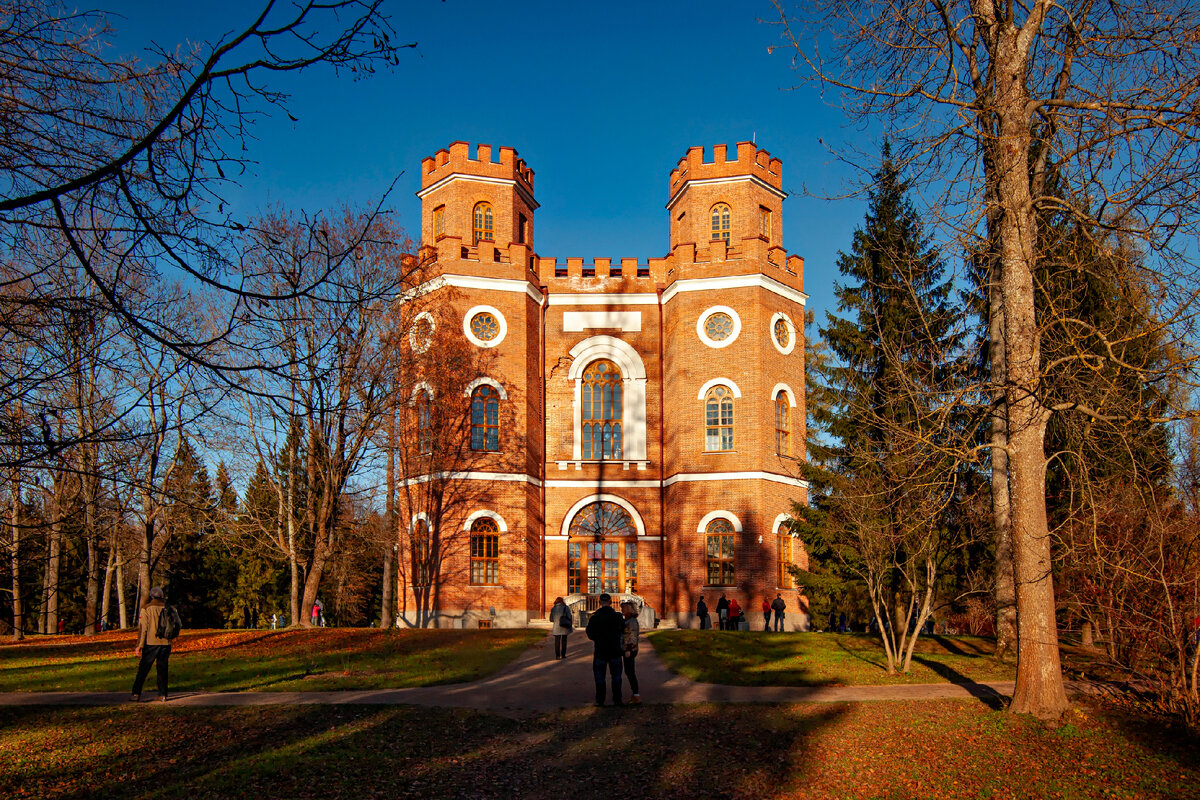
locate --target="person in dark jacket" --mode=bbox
[716,594,730,631]
[697,595,710,630]
[771,594,786,631]
[131,587,171,702]
[585,593,624,706]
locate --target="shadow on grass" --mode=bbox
[0,702,853,800]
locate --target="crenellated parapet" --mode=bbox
[668,142,782,199]
[421,141,535,197]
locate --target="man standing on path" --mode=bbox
[772,594,786,631]
[716,593,729,631]
[585,593,624,707]
[131,587,171,702]
[697,595,710,630]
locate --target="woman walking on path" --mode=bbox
[621,601,641,704]
[550,597,572,660]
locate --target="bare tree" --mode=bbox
[772,0,1200,719]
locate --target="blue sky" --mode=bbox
[107,0,877,331]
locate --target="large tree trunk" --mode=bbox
[44,511,62,635]
[10,470,23,642]
[100,544,116,631]
[82,469,101,636]
[992,58,1069,718]
[381,411,396,629]
[116,556,128,629]
[990,261,1018,660]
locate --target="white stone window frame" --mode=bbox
[560,493,647,539]
[772,513,793,536]
[697,509,744,533]
[410,310,436,355]
[463,304,507,348]
[409,381,435,405]
[463,376,508,400]
[770,311,797,355]
[696,305,742,349]
[696,377,743,400]
[463,509,509,532]
[567,336,648,461]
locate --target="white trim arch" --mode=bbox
[560,493,647,539]
[567,336,648,460]
[410,381,434,404]
[463,509,509,532]
[773,513,794,535]
[409,310,436,354]
[463,376,508,400]
[697,510,743,533]
[410,511,430,531]
[772,383,797,407]
[696,377,743,400]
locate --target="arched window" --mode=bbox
[705,518,735,586]
[471,385,500,451]
[469,517,500,585]
[433,205,445,239]
[473,202,494,244]
[417,391,433,454]
[582,360,623,459]
[710,203,731,242]
[775,391,790,455]
[705,386,734,451]
[412,519,431,587]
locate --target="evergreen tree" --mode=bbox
[799,145,972,671]
[160,437,216,626]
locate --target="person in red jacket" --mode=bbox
[762,598,772,631]
[728,597,743,630]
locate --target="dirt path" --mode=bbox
[0,634,1019,715]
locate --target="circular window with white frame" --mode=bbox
[770,311,796,355]
[463,305,507,348]
[696,305,742,349]
[409,311,436,355]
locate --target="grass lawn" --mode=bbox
[648,630,1017,686]
[0,628,543,692]
[1,699,1195,799]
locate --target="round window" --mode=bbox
[469,312,499,342]
[704,312,734,341]
[773,317,790,348]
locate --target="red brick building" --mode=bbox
[397,141,809,630]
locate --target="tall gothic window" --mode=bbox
[433,205,445,239]
[412,519,431,587]
[705,386,734,451]
[471,385,500,451]
[777,533,794,589]
[582,359,623,459]
[473,202,494,244]
[710,203,731,241]
[775,392,790,455]
[469,517,500,585]
[706,518,735,586]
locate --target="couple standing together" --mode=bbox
[550,593,641,706]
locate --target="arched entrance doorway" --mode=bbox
[566,501,639,602]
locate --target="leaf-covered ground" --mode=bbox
[2,699,1195,799]
[649,631,1017,686]
[0,628,543,692]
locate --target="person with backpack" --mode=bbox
[131,586,180,702]
[550,596,573,660]
[620,601,642,705]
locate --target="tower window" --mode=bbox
[775,392,790,455]
[470,385,500,451]
[705,386,734,451]
[433,205,445,240]
[778,533,794,588]
[710,203,731,242]
[760,206,772,240]
[412,519,431,587]
[517,213,528,244]
[581,360,623,460]
[706,518,735,586]
[469,517,500,585]
[416,390,433,455]
[473,202,494,244]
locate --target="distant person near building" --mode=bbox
[550,597,572,660]
[696,595,710,630]
[716,594,730,631]
[585,593,624,707]
[621,601,641,704]
[728,597,743,630]
[762,598,772,631]
[771,594,786,631]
